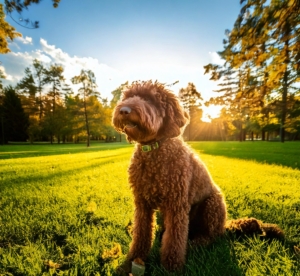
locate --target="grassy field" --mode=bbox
[0,141,299,275]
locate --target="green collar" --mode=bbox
[141,141,160,152]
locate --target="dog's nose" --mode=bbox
[120,106,131,115]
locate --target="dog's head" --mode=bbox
[112,81,189,143]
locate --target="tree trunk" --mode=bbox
[280,70,288,143]
[83,97,90,147]
[280,23,290,143]
[1,115,5,145]
[239,122,243,142]
[39,86,42,122]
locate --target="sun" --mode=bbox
[202,105,223,122]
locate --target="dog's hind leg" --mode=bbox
[188,192,227,245]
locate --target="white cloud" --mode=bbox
[0,65,15,81]
[39,39,126,98]
[2,38,126,99]
[16,36,33,45]
[1,38,220,103]
[208,51,224,65]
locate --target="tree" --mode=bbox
[43,64,65,143]
[16,60,48,142]
[4,0,60,14]
[219,0,300,142]
[1,1,60,53]
[17,67,37,112]
[110,81,128,108]
[17,60,46,119]
[204,60,264,141]
[0,3,21,53]
[109,82,128,142]
[32,59,46,121]
[87,95,110,140]
[1,85,29,142]
[71,69,99,147]
[43,64,65,113]
[0,69,5,92]
[179,83,203,141]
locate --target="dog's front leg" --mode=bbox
[160,205,189,271]
[127,200,155,262]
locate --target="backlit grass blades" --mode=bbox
[0,142,299,275]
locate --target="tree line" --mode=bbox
[0,59,127,146]
[0,59,299,145]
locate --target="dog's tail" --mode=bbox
[225,217,284,239]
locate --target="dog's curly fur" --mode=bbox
[112,80,283,273]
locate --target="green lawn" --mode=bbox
[188,141,300,170]
[0,142,299,275]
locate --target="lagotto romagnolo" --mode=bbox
[112,80,284,273]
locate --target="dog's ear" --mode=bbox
[158,91,189,138]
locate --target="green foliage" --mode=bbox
[1,86,29,143]
[1,1,60,53]
[5,60,119,144]
[179,82,203,110]
[0,3,21,54]
[43,64,65,111]
[179,83,203,141]
[204,0,300,142]
[110,82,128,109]
[4,0,60,13]
[0,142,299,275]
[71,70,99,147]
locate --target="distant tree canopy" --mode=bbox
[204,0,300,142]
[0,59,123,144]
[1,86,29,143]
[179,83,203,140]
[71,69,99,147]
[110,81,128,108]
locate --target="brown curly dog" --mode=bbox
[112,81,283,273]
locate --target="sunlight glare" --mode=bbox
[202,105,222,122]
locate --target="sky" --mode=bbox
[1,0,241,121]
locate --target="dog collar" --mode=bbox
[141,141,159,152]
[140,138,168,152]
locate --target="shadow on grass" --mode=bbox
[0,152,131,191]
[188,141,300,170]
[0,142,133,160]
[143,236,242,276]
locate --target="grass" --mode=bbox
[0,141,132,159]
[188,141,300,170]
[0,141,299,275]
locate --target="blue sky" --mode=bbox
[1,0,241,120]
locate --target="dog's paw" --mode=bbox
[116,260,132,276]
[161,255,185,272]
